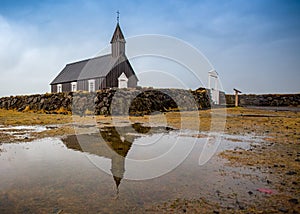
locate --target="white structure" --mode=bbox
[118,72,128,88]
[208,70,220,105]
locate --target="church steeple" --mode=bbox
[110,12,126,57]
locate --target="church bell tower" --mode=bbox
[110,11,126,57]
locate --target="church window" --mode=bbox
[71,82,77,92]
[57,84,62,93]
[88,79,95,92]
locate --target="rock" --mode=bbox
[288,198,299,205]
[286,171,297,175]
[17,106,25,112]
[278,207,289,213]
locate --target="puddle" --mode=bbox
[0,125,48,132]
[0,125,57,140]
[0,126,269,213]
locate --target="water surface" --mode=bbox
[0,125,267,213]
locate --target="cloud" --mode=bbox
[0,16,55,95]
[0,14,104,96]
[0,0,299,97]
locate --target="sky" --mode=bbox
[0,0,299,97]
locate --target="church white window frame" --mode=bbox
[71,82,77,92]
[88,79,95,92]
[57,84,62,93]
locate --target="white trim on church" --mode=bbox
[57,84,62,93]
[71,82,77,92]
[118,72,128,88]
[88,79,95,92]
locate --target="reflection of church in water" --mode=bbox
[63,124,148,192]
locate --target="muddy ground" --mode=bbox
[0,107,299,213]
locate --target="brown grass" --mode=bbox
[1,107,299,143]
[0,109,72,126]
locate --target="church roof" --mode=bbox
[110,23,126,43]
[50,54,122,85]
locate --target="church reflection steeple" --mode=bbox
[62,125,137,194]
[101,126,133,193]
[63,123,162,195]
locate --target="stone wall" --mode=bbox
[0,88,211,115]
[226,94,300,107]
